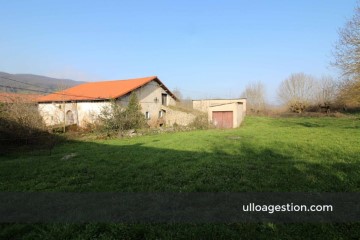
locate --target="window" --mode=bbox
[145,111,150,120]
[159,110,163,118]
[161,93,167,106]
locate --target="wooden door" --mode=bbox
[66,110,74,125]
[212,111,233,128]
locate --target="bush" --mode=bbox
[0,101,47,141]
[0,100,60,154]
[98,93,146,133]
[123,92,146,129]
[289,101,307,113]
[189,114,210,130]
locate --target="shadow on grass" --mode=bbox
[1,138,358,192]
[1,138,360,238]
[0,117,67,156]
[1,222,360,240]
[296,122,324,128]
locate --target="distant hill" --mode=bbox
[0,72,86,94]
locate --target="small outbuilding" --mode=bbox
[192,99,246,128]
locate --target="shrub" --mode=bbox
[123,92,146,130]
[98,93,146,133]
[289,101,307,113]
[189,113,210,130]
[0,100,60,154]
[98,99,125,132]
[0,100,47,141]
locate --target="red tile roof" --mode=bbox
[0,93,43,103]
[37,76,177,102]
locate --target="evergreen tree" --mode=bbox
[124,92,145,129]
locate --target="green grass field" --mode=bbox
[1,116,360,239]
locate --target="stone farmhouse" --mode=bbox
[37,76,194,127]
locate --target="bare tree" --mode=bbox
[314,76,338,106]
[278,73,315,113]
[241,81,266,112]
[337,79,360,106]
[333,4,360,106]
[333,5,360,79]
[172,88,194,110]
[172,88,183,101]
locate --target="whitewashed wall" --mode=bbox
[38,101,111,127]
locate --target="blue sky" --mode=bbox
[0,0,357,102]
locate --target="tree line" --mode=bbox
[242,3,360,113]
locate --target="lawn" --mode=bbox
[0,116,359,239]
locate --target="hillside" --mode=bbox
[0,71,85,94]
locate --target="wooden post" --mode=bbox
[63,101,66,133]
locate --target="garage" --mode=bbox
[208,102,245,128]
[212,111,233,128]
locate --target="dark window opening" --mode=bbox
[161,93,167,106]
[159,110,165,118]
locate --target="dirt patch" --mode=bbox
[227,136,242,140]
[61,153,78,160]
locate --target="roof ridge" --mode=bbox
[37,76,168,103]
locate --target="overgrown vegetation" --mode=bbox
[0,116,359,238]
[98,92,146,133]
[337,78,360,107]
[0,99,54,153]
[188,113,211,130]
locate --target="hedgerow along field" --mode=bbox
[0,116,359,239]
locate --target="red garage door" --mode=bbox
[212,111,233,128]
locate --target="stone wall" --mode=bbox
[162,106,196,127]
